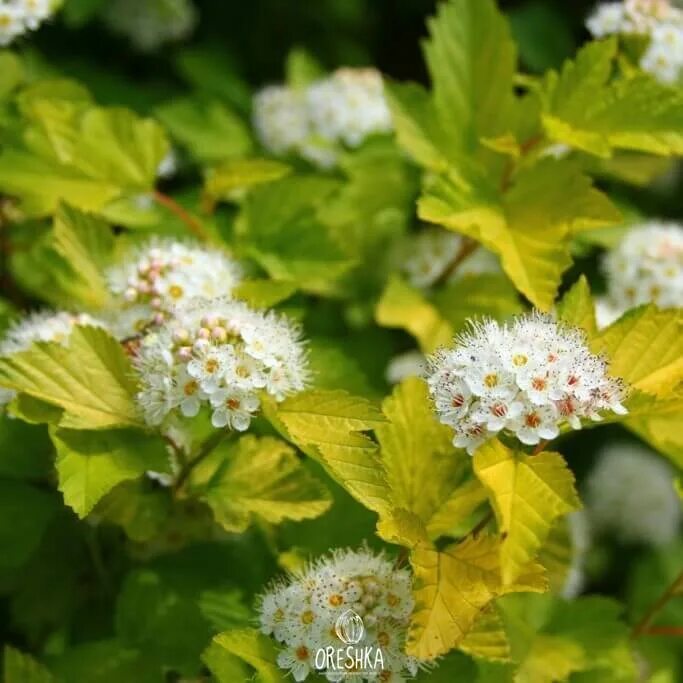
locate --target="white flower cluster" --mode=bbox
[425,313,628,454]
[400,227,499,289]
[102,0,197,52]
[0,310,105,405]
[587,0,683,83]
[0,0,57,46]
[602,222,683,319]
[585,444,681,546]
[134,297,309,429]
[105,240,243,339]
[253,68,392,169]
[386,350,426,385]
[258,547,416,682]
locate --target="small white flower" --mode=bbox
[133,297,309,429]
[602,222,683,319]
[425,312,628,454]
[258,547,415,681]
[0,0,57,46]
[585,443,681,546]
[252,85,310,156]
[385,350,426,385]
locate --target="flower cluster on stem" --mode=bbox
[134,297,309,429]
[258,547,416,682]
[425,312,628,454]
[0,0,57,46]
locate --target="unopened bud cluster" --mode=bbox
[587,0,683,83]
[425,313,628,454]
[134,297,309,429]
[603,221,683,316]
[105,240,242,339]
[0,0,58,46]
[258,548,416,682]
[253,68,392,169]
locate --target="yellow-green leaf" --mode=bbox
[459,606,511,662]
[419,159,620,309]
[202,435,331,532]
[474,439,581,585]
[205,158,291,201]
[592,306,683,398]
[407,534,546,660]
[0,326,142,430]
[556,275,597,338]
[376,276,453,352]
[206,629,286,683]
[262,390,391,516]
[51,427,170,517]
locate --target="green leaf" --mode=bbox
[407,534,547,660]
[376,276,453,352]
[51,427,170,517]
[592,306,683,397]
[0,52,24,99]
[156,96,252,163]
[307,338,375,396]
[419,158,620,309]
[432,273,522,333]
[557,275,597,338]
[202,435,331,532]
[233,279,297,308]
[204,158,292,201]
[0,100,168,217]
[0,480,57,569]
[376,377,484,535]
[0,326,142,430]
[285,47,325,89]
[206,629,286,683]
[423,0,516,152]
[459,606,512,662]
[236,176,354,295]
[541,39,683,157]
[46,203,115,308]
[262,389,391,516]
[3,647,53,683]
[202,640,250,683]
[473,439,581,585]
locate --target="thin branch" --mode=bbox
[173,429,230,495]
[632,569,683,638]
[499,134,543,193]
[639,626,683,637]
[153,189,210,241]
[468,510,494,537]
[531,439,551,455]
[434,237,479,287]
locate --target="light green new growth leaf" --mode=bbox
[0,326,142,430]
[474,439,581,585]
[407,534,546,660]
[233,279,297,308]
[459,606,512,662]
[156,97,252,163]
[3,646,53,683]
[557,275,597,338]
[376,276,453,352]
[207,629,286,683]
[0,98,168,217]
[376,377,486,537]
[423,0,516,151]
[262,390,391,516]
[51,427,170,517]
[203,435,331,532]
[592,306,683,397]
[420,159,620,309]
[542,38,683,157]
[48,203,115,309]
[204,158,291,201]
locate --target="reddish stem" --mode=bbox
[153,190,209,241]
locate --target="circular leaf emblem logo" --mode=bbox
[335,609,364,644]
